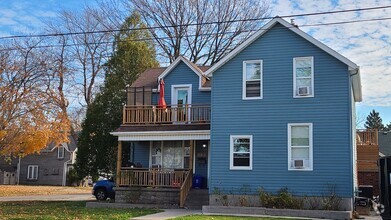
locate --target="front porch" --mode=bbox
[115,168,193,207]
[113,139,210,208]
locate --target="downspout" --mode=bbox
[17,155,21,185]
[62,151,72,186]
[349,67,360,210]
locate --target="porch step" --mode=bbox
[184,189,209,209]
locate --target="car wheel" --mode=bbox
[95,189,108,201]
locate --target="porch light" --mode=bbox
[202,144,207,148]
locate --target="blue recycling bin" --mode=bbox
[193,175,203,188]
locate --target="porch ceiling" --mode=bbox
[111,130,210,141]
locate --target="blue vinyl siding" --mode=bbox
[152,93,158,105]
[210,23,352,197]
[163,62,210,105]
[133,142,150,168]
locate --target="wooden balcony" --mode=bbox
[356,129,378,146]
[122,104,210,125]
[118,168,193,207]
[356,129,379,172]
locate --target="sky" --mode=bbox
[0,0,390,128]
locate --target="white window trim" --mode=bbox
[287,123,313,171]
[58,146,65,159]
[150,141,189,169]
[242,60,263,100]
[293,57,314,98]
[230,135,253,170]
[150,141,163,168]
[171,84,192,106]
[27,165,39,180]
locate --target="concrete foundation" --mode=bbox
[203,205,352,220]
[209,194,353,211]
[114,187,180,206]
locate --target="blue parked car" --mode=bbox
[92,178,115,201]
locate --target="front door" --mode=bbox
[172,85,192,123]
[194,140,209,188]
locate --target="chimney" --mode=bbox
[290,19,299,28]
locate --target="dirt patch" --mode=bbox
[0,185,92,197]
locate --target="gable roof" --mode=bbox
[131,67,166,88]
[204,17,362,101]
[41,135,78,153]
[158,56,211,91]
[130,57,211,90]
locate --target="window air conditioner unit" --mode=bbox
[298,86,310,96]
[294,160,304,169]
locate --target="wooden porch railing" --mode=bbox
[180,169,193,208]
[119,168,190,188]
[122,105,210,124]
[356,129,378,146]
[119,168,193,207]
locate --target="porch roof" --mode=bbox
[111,124,210,141]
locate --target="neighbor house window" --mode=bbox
[243,60,262,99]
[288,123,313,170]
[27,165,39,180]
[58,146,65,159]
[230,135,253,170]
[293,57,314,97]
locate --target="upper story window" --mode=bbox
[243,60,263,99]
[58,146,65,159]
[293,57,314,98]
[27,165,39,180]
[230,135,253,170]
[288,123,313,171]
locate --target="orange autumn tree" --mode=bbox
[0,40,70,157]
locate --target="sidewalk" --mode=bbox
[0,194,94,202]
[132,209,201,220]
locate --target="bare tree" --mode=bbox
[47,5,120,107]
[128,0,270,65]
[39,35,80,139]
[40,0,127,132]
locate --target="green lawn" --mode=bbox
[0,201,160,220]
[171,215,303,220]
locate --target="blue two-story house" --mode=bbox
[111,17,362,211]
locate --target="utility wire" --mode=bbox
[1,16,391,52]
[0,5,391,40]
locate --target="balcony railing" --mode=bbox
[122,104,210,125]
[356,129,378,146]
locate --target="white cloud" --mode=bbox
[0,1,60,37]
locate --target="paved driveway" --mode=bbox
[0,194,94,202]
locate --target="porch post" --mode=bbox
[189,140,194,171]
[116,141,122,187]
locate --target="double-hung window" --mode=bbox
[293,57,314,97]
[243,60,262,99]
[230,135,252,170]
[58,146,65,159]
[27,165,39,180]
[288,123,313,170]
